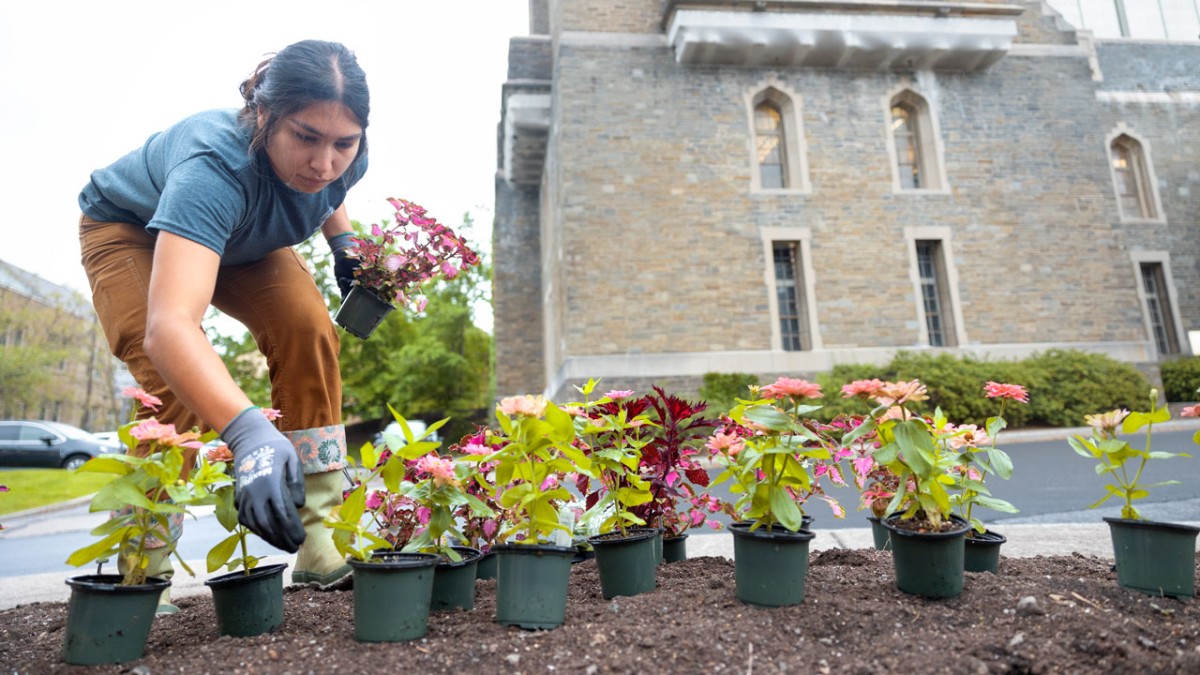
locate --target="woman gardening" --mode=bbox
[78,39,371,611]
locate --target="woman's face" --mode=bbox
[259,100,363,193]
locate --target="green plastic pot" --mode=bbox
[587,529,658,599]
[351,552,438,642]
[662,533,689,563]
[495,543,574,629]
[335,286,395,340]
[883,514,969,599]
[475,550,497,580]
[432,546,481,611]
[867,516,892,551]
[963,529,1006,574]
[204,563,287,637]
[652,528,663,563]
[729,522,816,607]
[1105,517,1200,598]
[61,574,171,665]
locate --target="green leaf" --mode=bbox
[985,447,1013,480]
[894,421,934,477]
[75,455,134,476]
[744,405,792,432]
[66,528,127,567]
[207,533,241,573]
[768,487,804,532]
[973,495,1019,513]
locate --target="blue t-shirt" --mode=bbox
[78,109,368,265]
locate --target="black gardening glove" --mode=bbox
[329,232,358,300]
[221,407,307,553]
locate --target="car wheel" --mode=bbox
[62,455,90,471]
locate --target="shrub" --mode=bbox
[1160,357,1200,402]
[1018,349,1148,427]
[698,372,760,415]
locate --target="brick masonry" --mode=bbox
[494,0,1200,400]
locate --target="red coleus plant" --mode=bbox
[630,386,733,537]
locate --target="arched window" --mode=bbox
[755,101,787,189]
[748,86,809,192]
[1110,134,1158,220]
[888,91,944,192]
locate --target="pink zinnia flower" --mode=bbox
[706,431,745,456]
[461,441,491,456]
[760,377,822,401]
[605,389,635,400]
[841,379,885,399]
[499,395,547,418]
[261,408,283,421]
[122,386,162,412]
[1180,404,1200,418]
[984,381,1029,403]
[946,425,990,451]
[130,419,176,442]
[415,455,459,488]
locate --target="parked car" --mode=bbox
[0,420,122,470]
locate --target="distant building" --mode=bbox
[0,260,127,431]
[493,0,1199,399]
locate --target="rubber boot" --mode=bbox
[291,470,352,590]
[119,547,178,615]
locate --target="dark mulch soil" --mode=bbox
[4,550,1200,674]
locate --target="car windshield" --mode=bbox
[41,421,92,439]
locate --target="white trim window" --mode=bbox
[747,85,811,193]
[1108,132,1163,221]
[904,226,966,348]
[886,89,948,193]
[1131,252,1185,357]
[761,227,821,351]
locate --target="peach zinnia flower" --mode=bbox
[706,431,745,456]
[499,395,547,418]
[1085,409,1129,436]
[946,424,990,451]
[760,377,822,401]
[415,455,459,488]
[872,380,929,407]
[130,419,176,442]
[205,443,233,463]
[983,381,1029,403]
[122,386,162,412]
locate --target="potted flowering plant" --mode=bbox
[463,394,587,629]
[200,408,292,637]
[382,415,494,612]
[322,409,446,643]
[568,380,658,599]
[629,385,730,563]
[62,388,224,665]
[335,197,481,339]
[449,427,510,580]
[708,377,830,607]
[1070,391,1198,598]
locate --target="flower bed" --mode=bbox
[4,551,1199,672]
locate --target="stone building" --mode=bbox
[0,260,125,431]
[493,0,1200,400]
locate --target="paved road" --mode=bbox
[3,424,1198,578]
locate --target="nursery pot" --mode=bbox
[351,552,438,642]
[662,533,689,563]
[432,546,481,611]
[1104,517,1200,598]
[883,514,969,599]
[61,574,171,665]
[571,538,595,564]
[866,516,892,551]
[475,549,497,580]
[963,529,1006,574]
[729,522,817,607]
[494,543,574,629]
[335,286,395,340]
[204,563,287,637]
[653,528,664,563]
[587,528,658,599]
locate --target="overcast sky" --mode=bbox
[0,1,529,330]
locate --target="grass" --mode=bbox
[0,469,116,516]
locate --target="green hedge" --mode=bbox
[1160,357,1200,402]
[705,349,1152,429]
